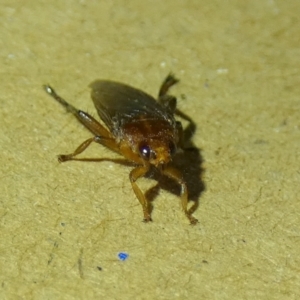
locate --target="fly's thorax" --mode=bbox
[120,118,179,166]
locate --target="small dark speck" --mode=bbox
[215,147,221,155]
[97,266,102,271]
[238,239,246,243]
[202,260,208,264]
[61,222,66,227]
[254,139,268,145]
[280,119,287,126]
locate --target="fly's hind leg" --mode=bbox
[129,165,152,222]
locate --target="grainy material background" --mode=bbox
[1,1,299,299]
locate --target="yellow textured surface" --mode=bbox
[1,1,300,299]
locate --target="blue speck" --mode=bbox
[118,252,129,261]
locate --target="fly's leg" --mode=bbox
[175,109,196,149]
[157,76,197,145]
[158,73,179,97]
[175,121,185,150]
[158,74,179,113]
[129,165,152,222]
[43,85,110,138]
[162,165,198,225]
[58,136,120,162]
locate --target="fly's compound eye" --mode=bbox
[169,141,176,156]
[139,143,151,160]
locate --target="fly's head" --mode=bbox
[138,139,177,167]
[121,118,179,166]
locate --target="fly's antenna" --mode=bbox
[43,85,77,114]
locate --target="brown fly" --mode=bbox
[43,74,198,224]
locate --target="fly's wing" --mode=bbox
[89,80,175,136]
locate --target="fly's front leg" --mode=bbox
[158,74,179,113]
[129,165,151,222]
[175,109,196,146]
[158,74,179,97]
[162,165,198,225]
[58,136,120,162]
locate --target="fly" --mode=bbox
[43,74,198,224]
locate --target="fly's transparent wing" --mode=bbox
[89,80,175,135]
